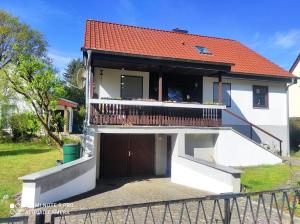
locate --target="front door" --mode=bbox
[101,134,154,178]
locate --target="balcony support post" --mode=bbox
[218,74,222,104]
[85,50,92,126]
[90,66,94,98]
[158,72,163,101]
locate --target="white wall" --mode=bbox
[37,166,95,206]
[214,129,282,166]
[95,133,101,179]
[185,134,216,162]
[20,157,96,208]
[84,128,97,156]
[289,61,300,117]
[171,133,241,193]
[93,68,149,99]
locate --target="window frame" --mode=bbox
[120,75,143,100]
[253,85,269,109]
[213,82,231,107]
[195,46,212,55]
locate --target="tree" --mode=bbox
[63,58,83,85]
[3,55,65,146]
[62,58,85,105]
[61,59,85,133]
[0,10,47,69]
[0,10,65,146]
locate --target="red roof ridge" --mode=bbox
[85,19,237,43]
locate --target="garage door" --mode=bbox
[101,134,154,178]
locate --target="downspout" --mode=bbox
[85,50,92,127]
[286,77,297,156]
[83,50,92,156]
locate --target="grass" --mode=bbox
[0,140,60,217]
[240,164,299,192]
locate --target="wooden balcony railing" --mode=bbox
[89,99,225,127]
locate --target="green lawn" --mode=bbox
[0,141,60,217]
[240,164,298,192]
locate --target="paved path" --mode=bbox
[19,177,299,223]
[62,177,210,209]
[22,177,210,223]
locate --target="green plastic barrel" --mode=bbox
[63,143,80,163]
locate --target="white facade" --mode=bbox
[93,68,289,134]
[214,129,282,166]
[90,68,290,155]
[203,76,288,126]
[93,68,149,99]
[19,67,290,207]
[86,126,281,193]
[204,76,289,155]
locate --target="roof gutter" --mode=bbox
[227,71,295,82]
[81,47,234,67]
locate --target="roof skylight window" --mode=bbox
[195,46,212,55]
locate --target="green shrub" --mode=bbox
[290,118,300,150]
[9,112,40,141]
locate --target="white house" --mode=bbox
[20,20,293,208]
[0,97,78,134]
[288,54,300,118]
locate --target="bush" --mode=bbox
[9,112,40,141]
[290,118,300,150]
[72,106,85,133]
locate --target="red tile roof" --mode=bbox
[83,20,292,78]
[57,98,78,108]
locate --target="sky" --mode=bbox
[1,0,300,73]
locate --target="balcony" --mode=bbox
[89,99,225,127]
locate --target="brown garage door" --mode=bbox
[101,134,154,178]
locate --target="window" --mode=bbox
[213,83,231,107]
[121,75,143,99]
[253,85,268,108]
[168,87,183,102]
[195,46,212,55]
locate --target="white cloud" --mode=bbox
[273,30,300,49]
[2,0,71,25]
[248,29,300,51]
[246,29,300,70]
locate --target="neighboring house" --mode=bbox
[0,94,32,133]
[20,20,293,208]
[55,98,78,134]
[0,96,77,134]
[288,54,300,118]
